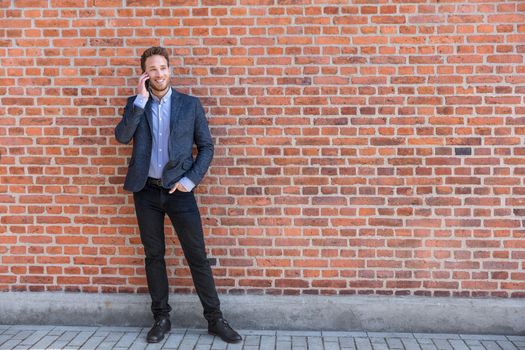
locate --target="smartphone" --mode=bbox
[142,70,150,91]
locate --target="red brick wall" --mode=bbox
[1,0,524,298]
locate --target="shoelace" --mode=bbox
[154,319,167,327]
[221,319,236,331]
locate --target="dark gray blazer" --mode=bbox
[115,88,214,192]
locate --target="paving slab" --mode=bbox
[402,338,423,350]
[497,340,519,350]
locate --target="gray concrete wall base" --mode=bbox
[0,292,523,335]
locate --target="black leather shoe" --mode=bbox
[147,317,171,343]
[208,318,242,343]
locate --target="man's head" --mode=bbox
[140,46,171,96]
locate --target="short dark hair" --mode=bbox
[140,46,170,72]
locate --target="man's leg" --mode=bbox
[133,184,172,319]
[163,190,241,343]
[163,190,222,320]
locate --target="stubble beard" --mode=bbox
[150,79,170,98]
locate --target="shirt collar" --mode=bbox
[151,87,172,104]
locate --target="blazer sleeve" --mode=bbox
[184,97,214,186]
[115,96,145,144]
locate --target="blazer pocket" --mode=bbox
[164,159,179,169]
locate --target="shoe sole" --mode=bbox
[208,331,242,344]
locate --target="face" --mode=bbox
[144,54,171,95]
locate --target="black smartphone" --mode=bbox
[142,70,150,91]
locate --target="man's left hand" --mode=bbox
[169,182,189,194]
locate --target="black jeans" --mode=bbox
[133,181,222,322]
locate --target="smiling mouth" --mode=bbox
[151,79,168,89]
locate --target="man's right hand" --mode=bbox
[137,72,150,99]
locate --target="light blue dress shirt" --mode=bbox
[134,89,195,191]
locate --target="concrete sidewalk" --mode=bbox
[0,325,524,350]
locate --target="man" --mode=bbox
[115,46,241,344]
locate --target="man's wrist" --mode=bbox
[178,177,195,191]
[133,94,148,109]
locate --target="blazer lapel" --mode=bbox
[144,98,153,130]
[169,87,182,136]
